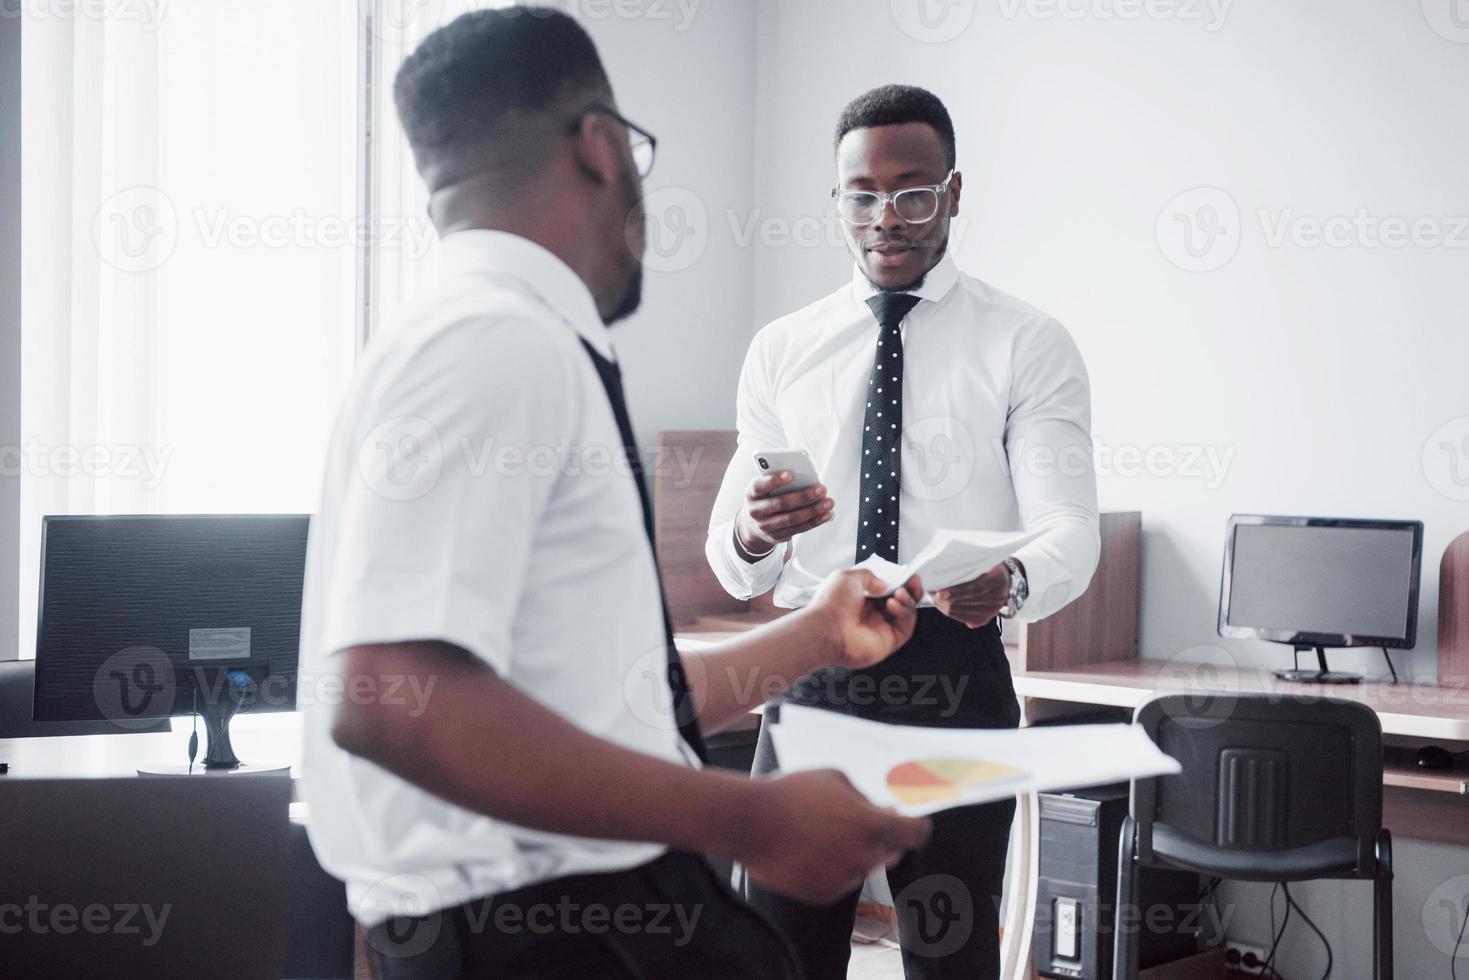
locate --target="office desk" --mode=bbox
[0,714,304,781]
[1013,657,1469,842]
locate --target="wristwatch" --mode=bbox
[999,557,1029,619]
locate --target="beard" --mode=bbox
[605,165,646,326]
[604,263,643,326]
[862,229,951,294]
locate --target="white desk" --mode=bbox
[0,713,304,780]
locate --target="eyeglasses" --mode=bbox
[831,170,957,225]
[579,103,658,179]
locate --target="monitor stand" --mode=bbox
[1273,645,1363,685]
[138,666,290,776]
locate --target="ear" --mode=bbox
[948,171,962,217]
[569,112,623,189]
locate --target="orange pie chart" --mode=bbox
[886,757,1026,808]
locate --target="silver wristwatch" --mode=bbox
[999,557,1029,619]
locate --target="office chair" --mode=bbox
[0,659,169,737]
[1114,693,1392,980]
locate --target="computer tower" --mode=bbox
[1034,785,1202,979]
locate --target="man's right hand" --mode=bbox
[740,770,932,905]
[735,470,835,559]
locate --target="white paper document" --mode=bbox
[769,704,1181,816]
[854,527,1043,594]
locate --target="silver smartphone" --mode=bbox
[752,449,822,496]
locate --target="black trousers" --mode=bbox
[366,851,801,980]
[744,609,1021,980]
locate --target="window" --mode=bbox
[16,1,432,656]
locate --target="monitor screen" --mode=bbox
[33,515,309,725]
[1220,517,1422,647]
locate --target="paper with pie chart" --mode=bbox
[886,757,1028,808]
[770,704,1181,816]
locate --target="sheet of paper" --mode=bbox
[769,704,1181,816]
[854,527,1043,594]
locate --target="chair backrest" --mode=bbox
[1132,693,1382,880]
[0,659,169,738]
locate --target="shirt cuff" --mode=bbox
[705,519,785,601]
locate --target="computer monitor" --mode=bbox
[1218,514,1423,684]
[33,514,309,771]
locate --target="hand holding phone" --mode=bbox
[735,449,834,559]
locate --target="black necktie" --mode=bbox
[579,339,707,762]
[856,292,921,564]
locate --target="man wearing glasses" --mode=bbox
[301,14,935,979]
[706,85,1100,980]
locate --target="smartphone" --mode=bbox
[752,449,822,496]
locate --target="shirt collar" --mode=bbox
[849,251,961,310]
[439,229,616,360]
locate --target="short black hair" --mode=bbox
[394,6,610,188]
[834,84,956,171]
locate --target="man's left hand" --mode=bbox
[932,563,1010,628]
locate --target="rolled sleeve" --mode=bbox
[1004,319,1101,622]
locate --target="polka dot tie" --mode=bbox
[856,292,921,564]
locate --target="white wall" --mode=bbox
[0,12,20,661]
[744,0,1469,976]
[582,1,760,444]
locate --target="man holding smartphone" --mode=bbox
[705,85,1101,980]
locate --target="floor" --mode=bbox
[848,939,905,978]
[847,911,905,978]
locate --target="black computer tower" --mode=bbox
[1034,785,1202,979]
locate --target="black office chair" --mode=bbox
[1114,693,1392,980]
[0,659,170,738]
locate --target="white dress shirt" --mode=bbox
[300,230,687,927]
[706,254,1100,621]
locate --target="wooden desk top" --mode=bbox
[1014,657,1469,742]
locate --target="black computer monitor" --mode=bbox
[33,515,309,770]
[1218,514,1423,684]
